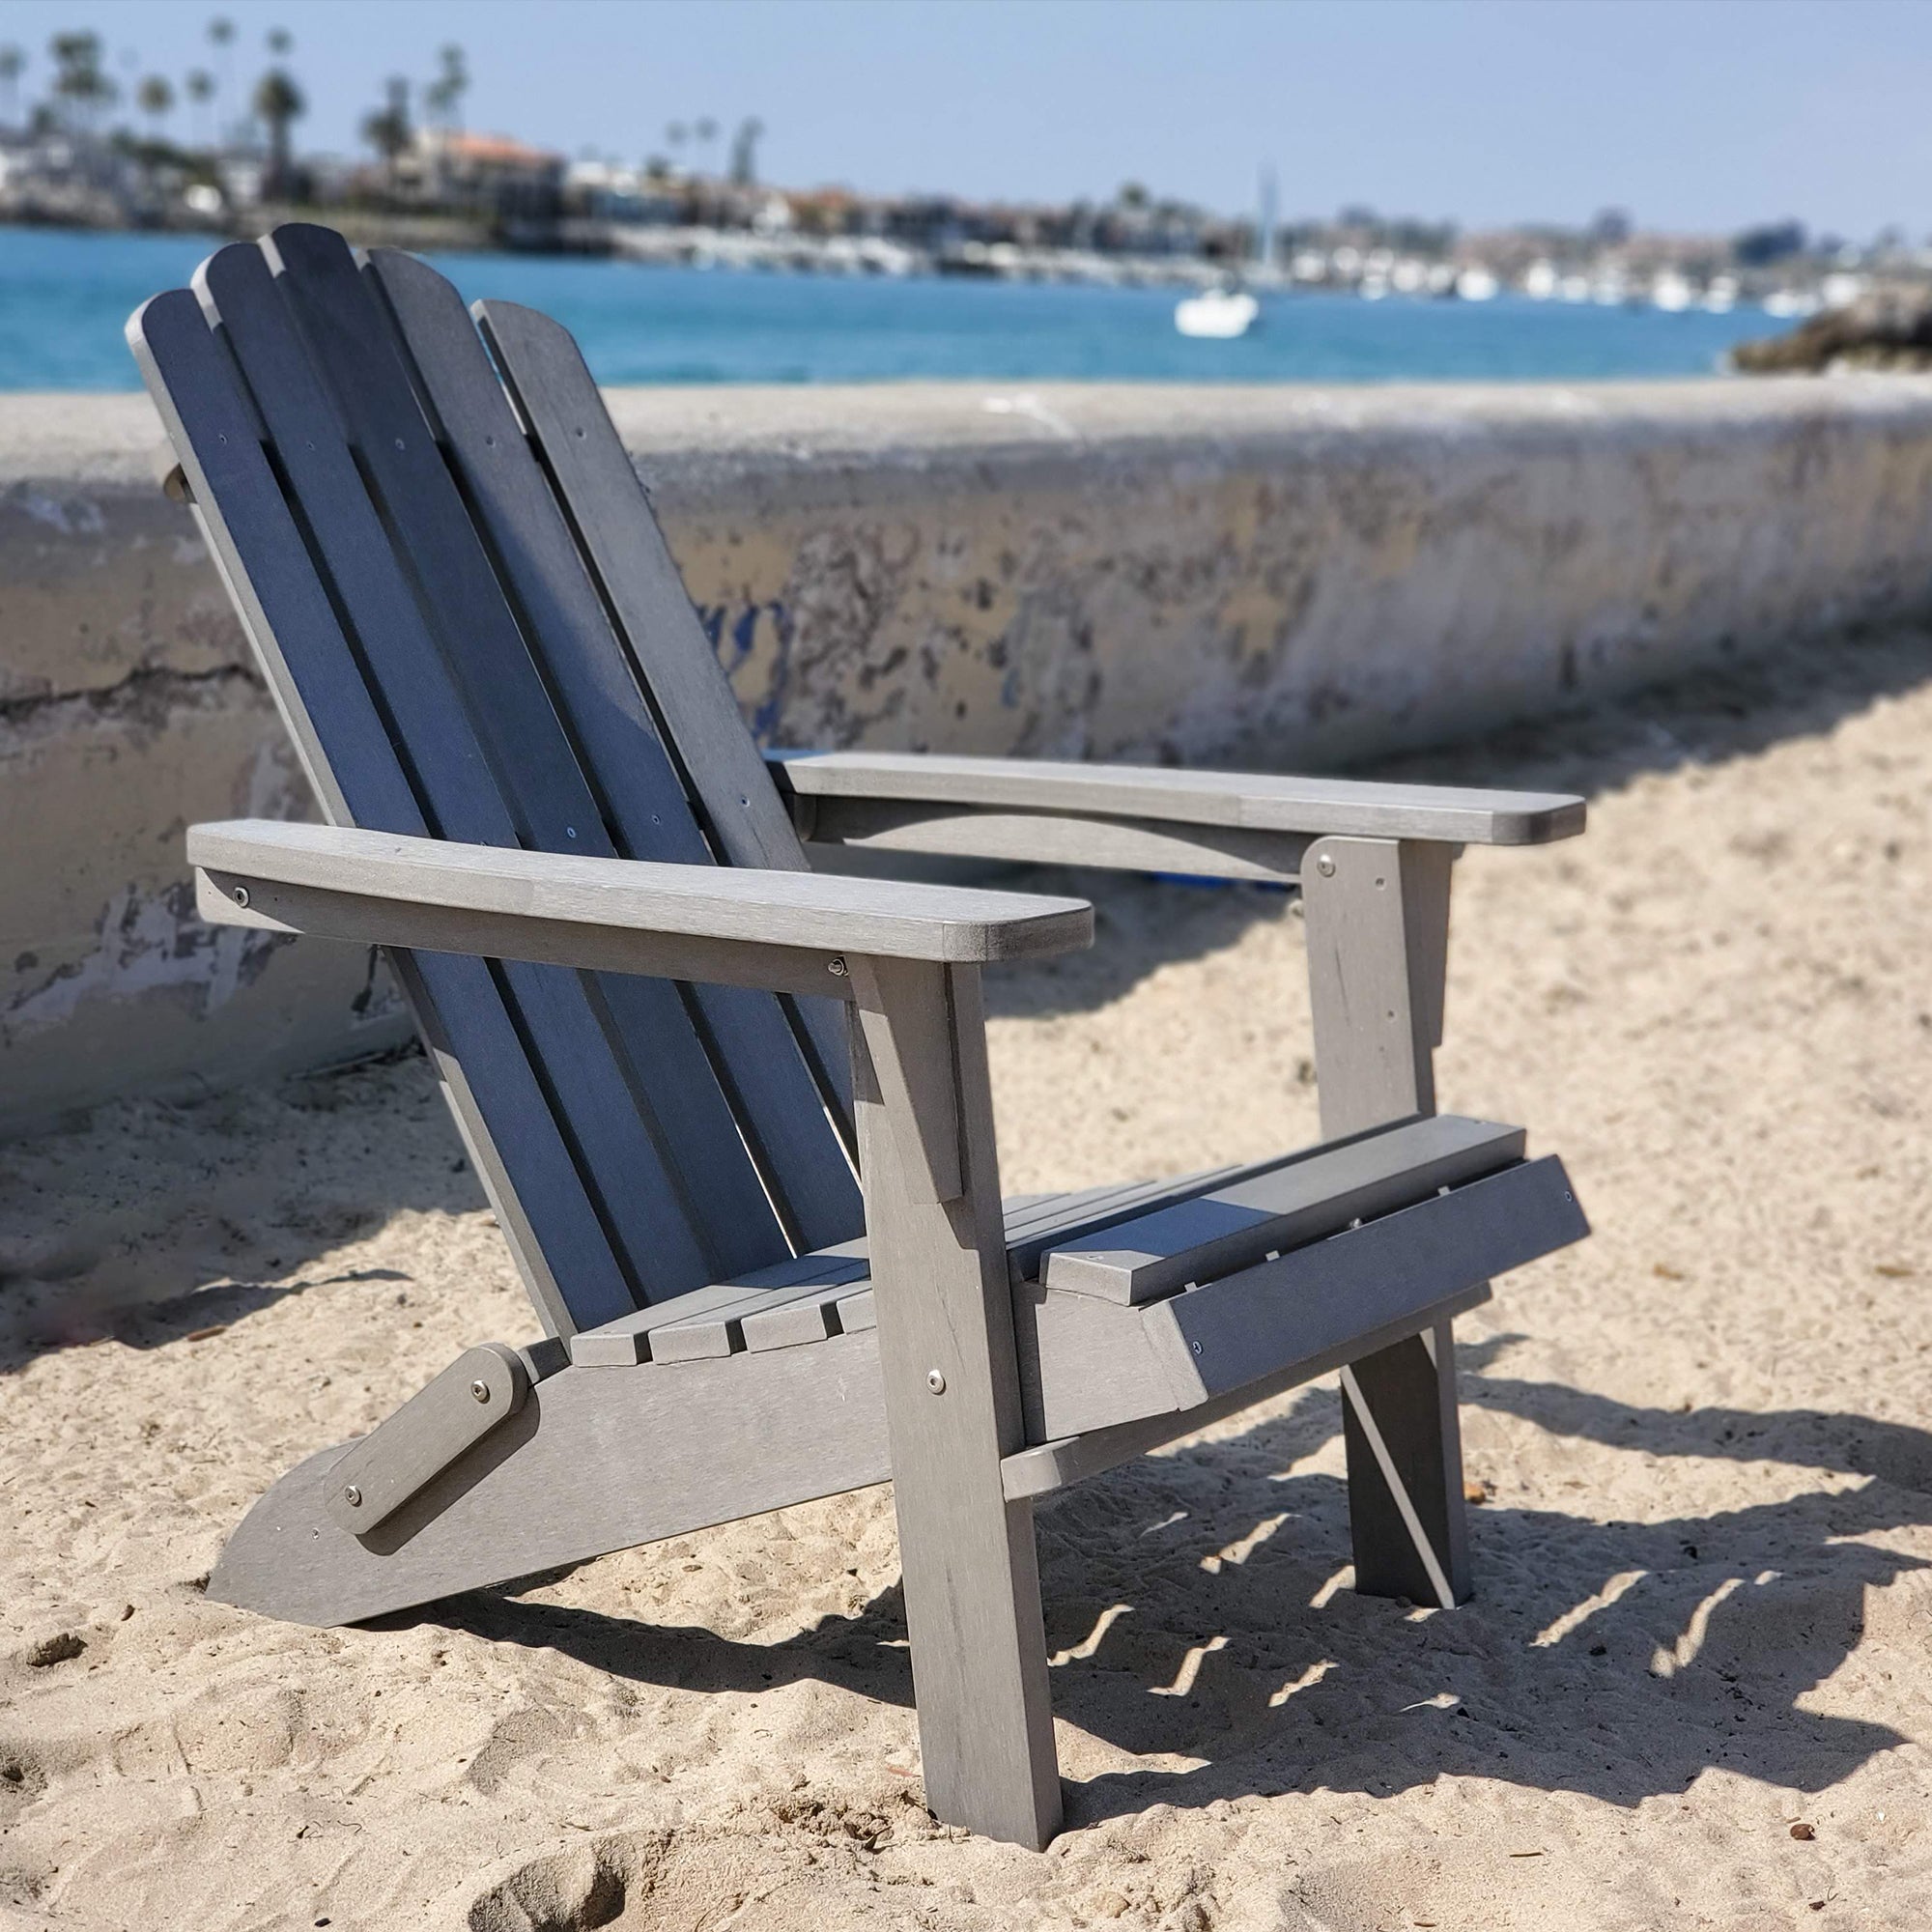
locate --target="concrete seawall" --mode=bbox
[5,375,1932,1129]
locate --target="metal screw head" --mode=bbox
[1315,854,1336,878]
[233,884,251,908]
[828,954,848,978]
[342,1484,362,1508]
[469,1378,491,1404]
[925,1368,946,1394]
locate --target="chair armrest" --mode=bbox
[187,819,1093,998]
[768,750,1584,850]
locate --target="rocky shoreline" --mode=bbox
[1733,285,1932,373]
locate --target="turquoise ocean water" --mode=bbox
[0,225,1777,390]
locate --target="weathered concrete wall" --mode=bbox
[5,375,1932,1129]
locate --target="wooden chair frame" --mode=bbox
[132,227,1589,1848]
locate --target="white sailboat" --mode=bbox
[1650,270,1693,313]
[1176,165,1269,339]
[1176,284,1260,337]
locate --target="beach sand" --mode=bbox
[4,627,1932,1930]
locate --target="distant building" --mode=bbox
[564,157,684,226]
[397,128,565,224]
[0,128,150,225]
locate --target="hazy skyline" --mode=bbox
[6,0,1928,240]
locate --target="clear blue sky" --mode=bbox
[7,0,1929,239]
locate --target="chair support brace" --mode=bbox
[325,1344,530,1534]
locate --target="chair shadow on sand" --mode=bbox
[421,1327,1927,1830]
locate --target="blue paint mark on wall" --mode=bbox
[696,598,795,745]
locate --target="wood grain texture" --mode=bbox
[190,820,1094,964]
[850,956,965,1203]
[770,751,1586,846]
[207,1333,893,1629]
[1004,1166,1253,1284]
[1302,834,1479,1604]
[128,275,638,1337]
[1001,1288,1490,1502]
[855,963,1064,1847]
[588,1267,875,1359]
[566,1278,810,1368]
[1155,1157,1584,1406]
[1342,1324,1471,1608]
[797,797,1312,885]
[253,223,788,1290]
[1040,1114,1525,1305]
[739,1277,869,1351]
[650,1272,871,1362]
[367,246,862,1254]
[473,296,859,1145]
[1301,837,1453,1137]
[561,1179,1236,1370]
[134,239,1599,1815]
[197,867,869,1003]
[1022,1156,1582,1440]
[188,233,752,1302]
[324,1344,527,1533]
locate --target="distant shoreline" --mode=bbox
[0,205,504,255]
[0,226,1780,392]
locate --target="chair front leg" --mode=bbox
[1303,836,1475,1607]
[850,956,1063,1849]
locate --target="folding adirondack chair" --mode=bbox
[128,225,1590,1849]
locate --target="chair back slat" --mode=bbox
[129,285,635,1333]
[366,247,860,1252]
[134,225,876,1321]
[476,298,857,1144]
[202,230,779,1298]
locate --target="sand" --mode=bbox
[5,627,1932,1930]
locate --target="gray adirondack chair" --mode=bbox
[128,225,1589,1849]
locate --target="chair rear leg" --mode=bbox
[1341,1317,1472,1607]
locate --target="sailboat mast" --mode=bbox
[1256,163,1278,272]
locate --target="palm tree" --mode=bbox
[208,15,235,143]
[267,28,292,56]
[361,76,412,188]
[185,68,213,147]
[48,32,115,136]
[694,115,718,173]
[424,43,468,132]
[253,68,304,199]
[136,73,175,143]
[0,45,23,129]
[728,116,763,187]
